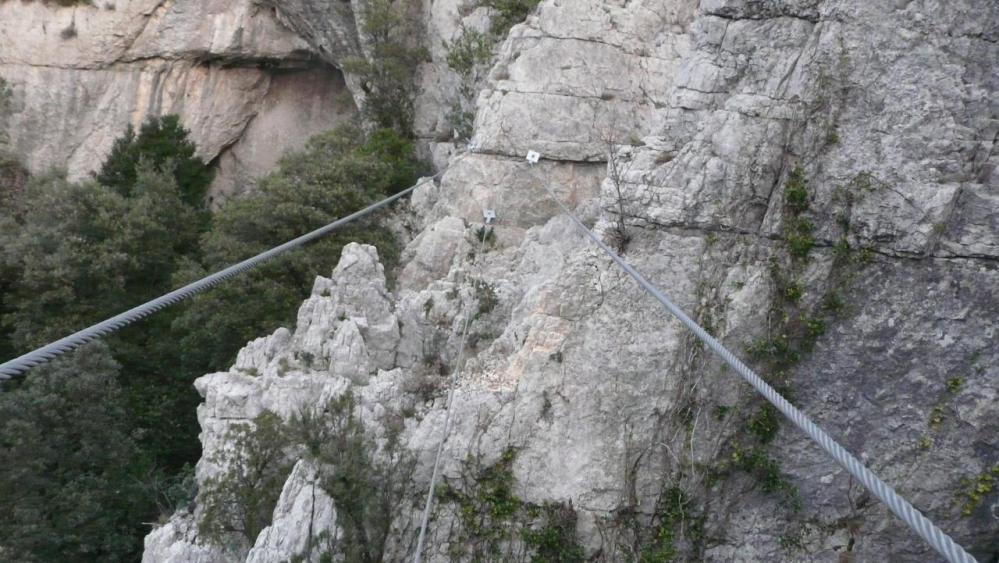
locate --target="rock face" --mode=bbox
[0,0,355,198]
[131,0,997,561]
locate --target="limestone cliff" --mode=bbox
[12,0,990,561]
[0,0,356,199]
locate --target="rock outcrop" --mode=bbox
[0,0,356,198]
[105,0,997,560]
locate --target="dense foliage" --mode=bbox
[482,0,541,36]
[0,113,419,560]
[96,114,214,208]
[0,343,153,562]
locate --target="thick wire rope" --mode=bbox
[0,154,470,380]
[413,222,492,563]
[538,174,978,563]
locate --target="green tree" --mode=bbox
[96,115,213,208]
[344,0,429,136]
[0,343,155,562]
[0,164,201,349]
[0,163,206,474]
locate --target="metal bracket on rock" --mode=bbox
[526,150,541,165]
[483,209,496,224]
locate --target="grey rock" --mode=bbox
[0,0,354,198]
[140,0,999,561]
[246,460,338,563]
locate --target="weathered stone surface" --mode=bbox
[142,0,999,561]
[0,0,353,197]
[473,0,697,161]
[142,512,228,563]
[397,216,467,290]
[433,153,606,228]
[246,460,338,563]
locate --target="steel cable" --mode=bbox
[413,220,493,563]
[538,178,977,563]
[0,156,467,380]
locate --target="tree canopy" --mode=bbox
[96,114,213,208]
[0,343,154,562]
[0,117,421,561]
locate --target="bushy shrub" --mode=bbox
[198,412,294,544]
[198,393,412,559]
[446,29,492,77]
[97,115,213,208]
[482,0,541,36]
[343,0,429,136]
[290,392,413,562]
[0,343,154,562]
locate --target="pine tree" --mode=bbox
[96,115,214,207]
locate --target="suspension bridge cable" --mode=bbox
[535,161,977,563]
[0,156,468,380]
[413,220,493,563]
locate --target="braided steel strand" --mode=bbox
[0,156,467,380]
[413,221,493,563]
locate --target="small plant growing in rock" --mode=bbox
[522,503,585,562]
[781,167,815,259]
[946,377,962,394]
[473,279,499,319]
[747,405,781,444]
[637,486,694,562]
[197,412,295,544]
[604,134,636,253]
[474,225,497,247]
[296,351,316,369]
[957,465,999,517]
[731,447,800,509]
[927,405,945,429]
[439,447,585,560]
[782,279,804,302]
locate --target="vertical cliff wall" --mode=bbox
[0,0,356,199]
[24,0,986,561]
